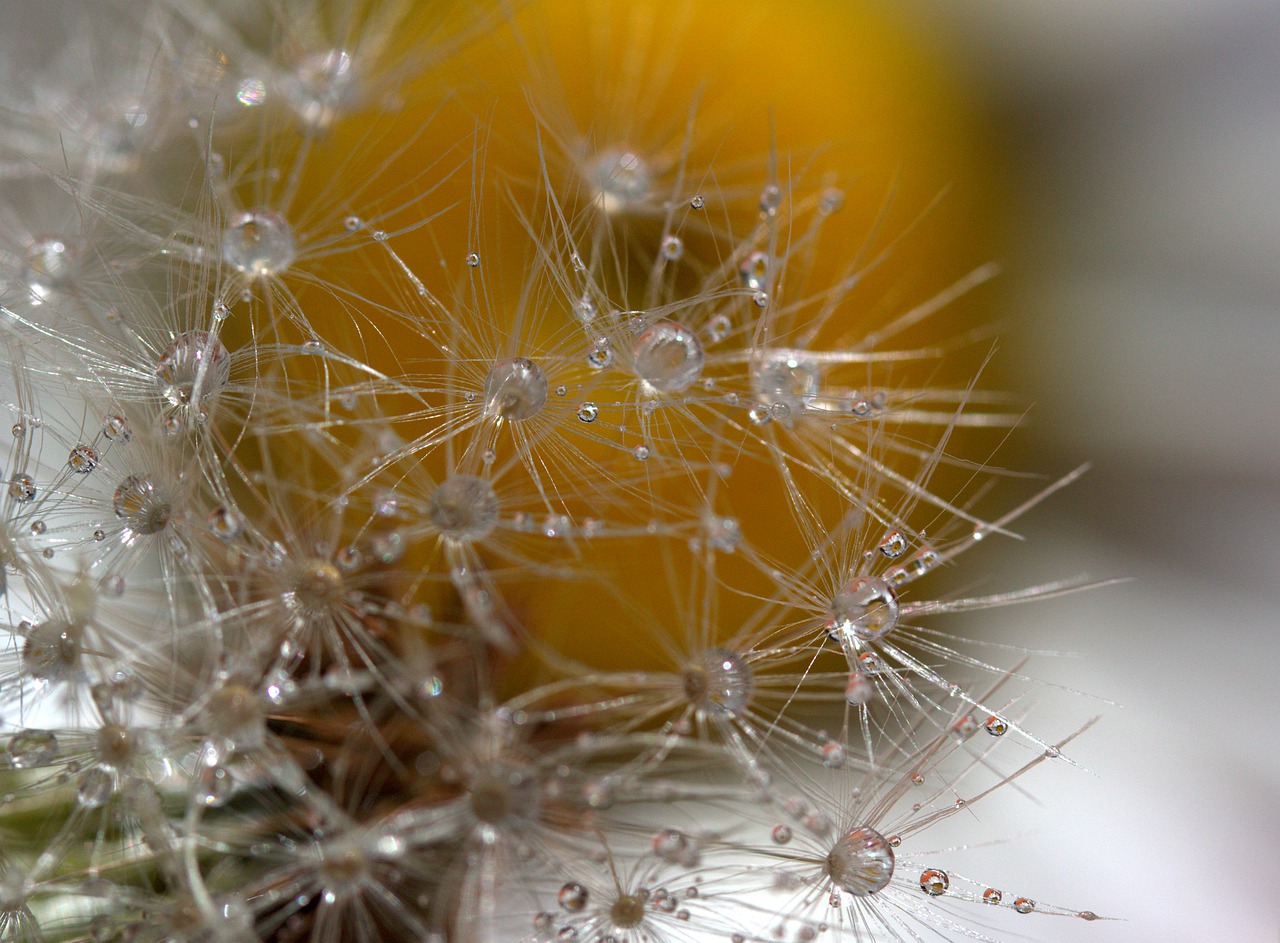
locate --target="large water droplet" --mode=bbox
[113,475,172,536]
[155,331,231,407]
[223,210,296,277]
[828,576,899,642]
[558,883,588,912]
[7,729,58,768]
[632,320,704,394]
[428,475,499,541]
[919,869,949,896]
[591,148,651,214]
[76,768,114,808]
[22,237,76,303]
[752,353,820,414]
[484,358,548,421]
[682,648,753,717]
[826,826,894,896]
[67,444,99,474]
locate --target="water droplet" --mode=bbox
[99,414,131,444]
[558,882,588,912]
[985,716,1008,737]
[533,913,553,931]
[574,295,597,323]
[155,331,231,407]
[428,475,499,541]
[705,313,732,344]
[344,215,363,231]
[76,768,113,808]
[652,829,700,866]
[633,320,704,394]
[844,671,872,705]
[632,444,650,461]
[1013,897,1036,914]
[223,209,295,276]
[827,576,899,642]
[690,195,705,209]
[208,506,245,540]
[466,252,480,267]
[982,888,1003,906]
[587,341,614,370]
[235,77,267,106]
[878,529,907,558]
[22,237,76,302]
[7,729,59,772]
[8,475,35,503]
[759,185,781,216]
[67,444,99,474]
[591,148,651,214]
[827,826,894,896]
[577,402,599,423]
[660,235,684,260]
[919,869,948,897]
[820,740,847,768]
[739,251,770,291]
[910,773,925,786]
[747,405,772,426]
[772,824,793,844]
[682,648,753,716]
[11,423,24,437]
[484,358,548,421]
[29,520,46,536]
[705,515,741,553]
[112,475,172,536]
[752,290,769,308]
[951,715,979,740]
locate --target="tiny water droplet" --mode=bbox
[465,252,480,267]
[577,402,598,423]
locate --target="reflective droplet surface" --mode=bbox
[826,826,894,896]
[982,888,1003,906]
[484,358,548,421]
[828,576,899,642]
[682,648,753,716]
[591,148,651,214]
[752,353,820,416]
[1013,897,1036,914]
[8,474,35,503]
[428,475,499,541]
[632,320,704,394]
[660,235,684,260]
[738,251,770,291]
[67,445,99,474]
[844,671,872,705]
[919,869,949,896]
[878,530,907,559]
[22,237,75,302]
[155,331,231,407]
[208,505,245,540]
[102,414,131,443]
[466,252,480,267]
[652,828,700,866]
[985,716,1009,737]
[112,475,172,535]
[820,740,847,768]
[772,824,793,844]
[223,210,296,276]
[558,883,588,913]
[577,402,599,423]
[76,768,114,808]
[7,729,58,768]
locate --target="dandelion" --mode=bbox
[0,2,1108,942]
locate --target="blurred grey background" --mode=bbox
[903,2,1280,941]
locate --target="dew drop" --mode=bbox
[827,576,899,642]
[982,888,1003,906]
[223,210,295,276]
[155,331,231,407]
[235,77,267,106]
[208,505,245,540]
[820,740,847,768]
[102,414,131,443]
[878,529,907,559]
[558,883,588,912]
[76,768,114,808]
[428,475,499,541]
[1013,897,1036,914]
[8,475,35,503]
[759,185,781,216]
[660,235,684,261]
[112,475,172,536]
[739,251,770,291]
[484,358,548,421]
[587,341,614,370]
[466,252,480,267]
[632,444,650,461]
[67,444,99,474]
[7,729,58,768]
[633,320,704,394]
[826,826,894,896]
[985,716,1008,737]
[752,290,768,308]
[682,648,753,716]
[747,405,772,426]
[772,824,793,844]
[919,869,948,896]
[22,237,76,302]
[576,402,599,424]
[843,671,872,705]
[591,148,651,214]
[652,829,700,866]
[752,353,820,416]
[690,195,705,209]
